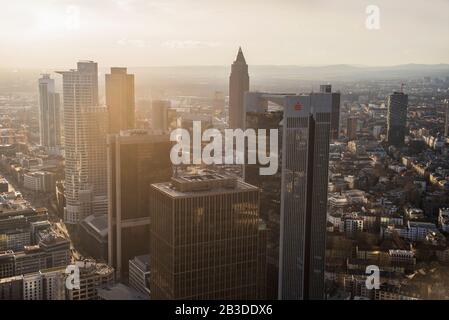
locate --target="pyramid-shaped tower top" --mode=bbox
[235,47,246,64]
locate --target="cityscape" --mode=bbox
[1,0,449,307]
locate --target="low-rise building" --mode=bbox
[128,254,150,297]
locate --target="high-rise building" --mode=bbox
[244,109,282,299]
[149,171,267,299]
[444,101,449,138]
[151,100,170,132]
[107,130,172,281]
[106,67,135,134]
[38,74,61,154]
[229,47,249,129]
[320,84,340,140]
[57,61,108,224]
[244,92,332,300]
[387,91,408,147]
[347,117,358,141]
[22,267,66,300]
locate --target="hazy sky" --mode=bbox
[0,0,448,68]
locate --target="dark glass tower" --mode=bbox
[106,67,135,134]
[149,172,267,300]
[320,84,340,141]
[107,130,172,281]
[387,91,408,147]
[244,92,332,300]
[229,47,250,129]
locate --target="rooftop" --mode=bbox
[97,283,149,300]
[152,170,258,197]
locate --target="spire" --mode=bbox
[235,47,246,64]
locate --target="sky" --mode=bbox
[0,0,448,68]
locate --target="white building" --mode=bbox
[57,61,108,224]
[438,208,449,233]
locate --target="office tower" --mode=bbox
[106,67,135,134]
[57,61,108,224]
[149,172,267,299]
[244,92,332,300]
[107,130,172,281]
[151,100,170,132]
[347,117,358,141]
[128,254,150,297]
[445,101,449,137]
[23,272,42,300]
[38,74,61,153]
[229,47,249,129]
[244,109,282,299]
[320,84,340,140]
[387,91,408,147]
[66,260,114,300]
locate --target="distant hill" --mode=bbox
[1,64,448,95]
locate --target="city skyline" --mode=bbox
[1,0,449,306]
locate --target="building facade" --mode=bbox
[107,130,172,281]
[387,91,408,147]
[347,117,358,141]
[244,92,332,300]
[128,254,150,297]
[105,67,135,134]
[38,74,61,153]
[57,61,108,224]
[149,172,267,300]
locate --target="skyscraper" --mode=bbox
[244,92,332,300]
[149,171,267,299]
[320,84,340,140]
[444,101,449,138]
[107,130,172,281]
[57,61,108,224]
[229,47,249,129]
[347,116,358,141]
[151,100,170,132]
[105,67,135,134]
[38,74,61,154]
[387,91,408,147]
